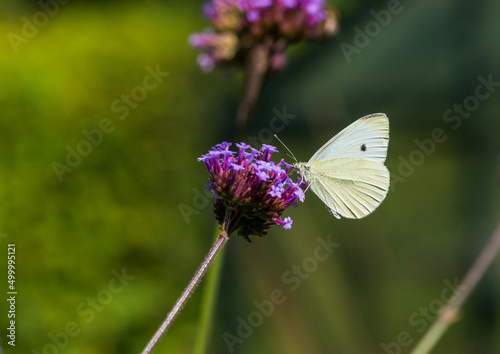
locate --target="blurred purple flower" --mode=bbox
[190,0,339,72]
[198,142,305,241]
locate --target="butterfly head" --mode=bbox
[293,162,313,192]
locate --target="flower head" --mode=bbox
[190,0,339,72]
[198,142,304,241]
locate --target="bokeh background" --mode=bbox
[1,0,500,353]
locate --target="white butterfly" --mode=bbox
[294,113,390,219]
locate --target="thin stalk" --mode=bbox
[142,209,233,354]
[236,43,269,139]
[410,221,500,354]
[192,225,227,354]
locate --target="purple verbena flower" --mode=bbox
[199,141,304,241]
[189,0,339,72]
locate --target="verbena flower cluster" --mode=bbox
[198,142,305,241]
[189,0,338,72]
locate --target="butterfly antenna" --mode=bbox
[274,134,297,162]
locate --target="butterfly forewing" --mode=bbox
[309,113,389,164]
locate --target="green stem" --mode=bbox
[235,42,269,140]
[193,225,227,354]
[410,320,449,354]
[141,208,233,354]
[410,221,500,354]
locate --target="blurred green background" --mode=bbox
[1,0,499,353]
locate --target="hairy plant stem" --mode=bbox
[236,43,269,140]
[141,208,233,354]
[193,225,227,354]
[410,221,500,354]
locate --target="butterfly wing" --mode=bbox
[309,113,389,164]
[307,157,390,219]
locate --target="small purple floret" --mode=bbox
[283,217,293,230]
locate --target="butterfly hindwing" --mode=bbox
[308,157,390,219]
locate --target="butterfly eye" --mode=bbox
[361,144,367,152]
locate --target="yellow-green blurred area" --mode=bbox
[0,0,499,353]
